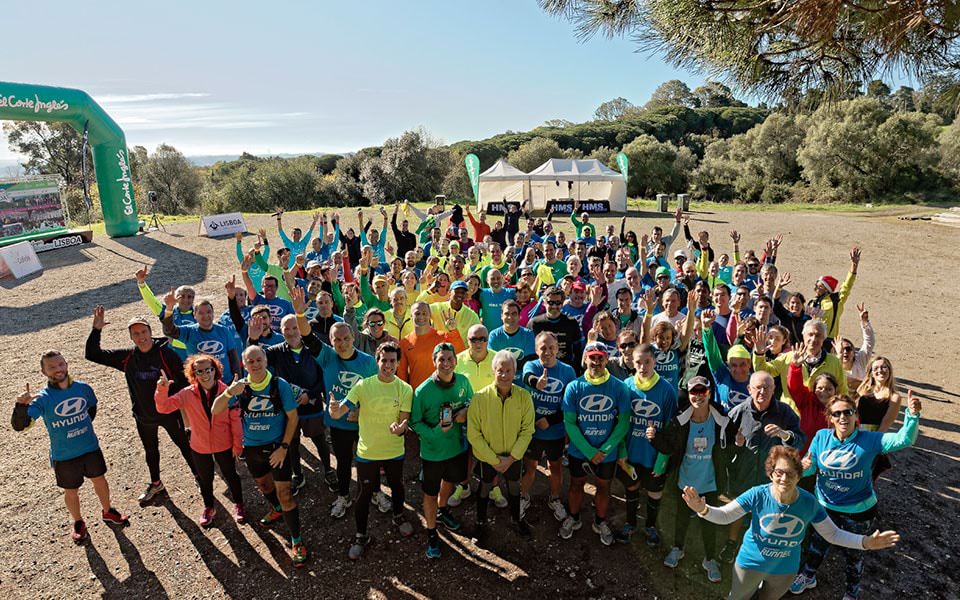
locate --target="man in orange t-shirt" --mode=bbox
[398,302,465,389]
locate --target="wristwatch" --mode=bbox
[280,442,289,450]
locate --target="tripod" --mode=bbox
[148,211,166,232]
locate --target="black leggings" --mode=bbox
[330,427,359,497]
[136,416,195,483]
[192,449,244,508]
[674,490,718,559]
[355,459,405,535]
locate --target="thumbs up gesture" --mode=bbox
[536,368,549,391]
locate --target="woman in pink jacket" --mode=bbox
[155,353,245,527]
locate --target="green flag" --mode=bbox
[464,153,480,201]
[615,152,629,183]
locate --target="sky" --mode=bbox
[0,0,918,163]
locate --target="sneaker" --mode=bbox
[520,495,531,519]
[199,507,216,528]
[702,558,722,583]
[559,516,582,540]
[331,495,352,519]
[71,520,88,544]
[233,503,247,525]
[515,519,532,539]
[259,509,283,526]
[490,486,508,509]
[614,523,637,544]
[645,526,661,548]
[718,539,739,564]
[547,497,568,522]
[789,573,817,595]
[663,546,685,568]
[137,482,165,507]
[373,491,392,514]
[291,475,306,496]
[437,509,462,532]
[348,534,370,560]
[592,520,614,546]
[324,468,339,493]
[448,484,470,507]
[393,515,414,537]
[425,536,441,559]
[291,542,309,567]
[102,508,129,526]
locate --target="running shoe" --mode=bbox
[702,558,722,583]
[490,486,508,509]
[663,546,685,568]
[233,503,247,525]
[789,573,817,594]
[348,534,370,560]
[71,520,88,544]
[373,491,392,514]
[102,508,129,526]
[259,509,283,526]
[437,509,461,532]
[291,475,306,496]
[324,468,339,493]
[447,484,470,507]
[393,515,414,537]
[199,507,216,528]
[291,542,309,567]
[592,520,614,546]
[519,495,531,519]
[718,539,739,564]
[645,526,661,547]
[547,497,568,522]
[558,516,582,540]
[137,482,165,507]
[614,523,637,544]
[425,536,441,560]
[330,495,352,519]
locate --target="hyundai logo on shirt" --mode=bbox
[541,377,564,395]
[246,397,276,413]
[197,340,225,354]
[759,513,806,539]
[579,394,614,413]
[339,371,363,389]
[820,448,860,471]
[54,397,87,418]
[631,397,662,419]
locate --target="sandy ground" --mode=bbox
[0,208,958,600]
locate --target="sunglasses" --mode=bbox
[194,367,215,375]
[772,467,798,479]
[367,320,384,327]
[469,336,488,343]
[840,346,854,352]
[619,342,637,350]
[831,408,856,418]
[656,275,670,280]
[546,300,562,306]
[689,387,709,395]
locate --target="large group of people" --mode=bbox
[13,200,921,599]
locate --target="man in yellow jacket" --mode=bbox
[468,350,535,542]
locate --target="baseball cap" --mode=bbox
[655,266,672,278]
[584,342,609,357]
[372,275,388,285]
[727,345,752,360]
[687,376,711,391]
[450,280,468,291]
[674,249,687,259]
[305,260,321,270]
[127,316,152,330]
[571,281,587,292]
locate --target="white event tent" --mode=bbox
[477,159,529,210]
[526,159,626,213]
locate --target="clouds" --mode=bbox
[95,92,312,132]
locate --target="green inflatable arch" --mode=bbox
[0,81,139,237]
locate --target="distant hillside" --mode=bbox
[187,152,340,167]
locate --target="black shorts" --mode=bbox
[524,437,565,462]
[616,462,666,493]
[243,443,292,482]
[568,456,616,480]
[421,451,469,496]
[477,458,522,483]
[53,449,108,489]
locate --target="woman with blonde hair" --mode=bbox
[855,355,902,482]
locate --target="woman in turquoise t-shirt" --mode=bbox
[682,446,900,600]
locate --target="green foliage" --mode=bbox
[646,80,697,109]
[619,134,696,197]
[507,137,568,172]
[139,144,202,214]
[359,129,450,204]
[797,98,943,201]
[2,121,91,187]
[594,97,636,121]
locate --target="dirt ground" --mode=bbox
[1,208,957,600]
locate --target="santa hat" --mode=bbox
[817,275,839,293]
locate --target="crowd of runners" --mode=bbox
[13,201,922,599]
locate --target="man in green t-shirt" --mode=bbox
[410,342,474,559]
[331,342,413,560]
